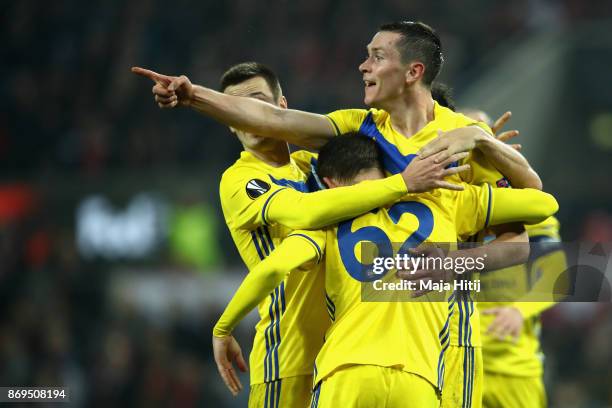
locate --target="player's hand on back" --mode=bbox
[131,66,194,108]
[401,151,470,193]
[417,127,491,163]
[212,335,249,396]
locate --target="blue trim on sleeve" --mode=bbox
[327,116,341,136]
[288,233,323,262]
[485,183,492,227]
[261,188,288,225]
[269,176,310,192]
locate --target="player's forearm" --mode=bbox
[449,228,528,273]
[476,134,543,190]
[213,237,318,337]
[213,262,286,337]
[266,174,407,229]
[189,85,333,149]
[490,188,558,226]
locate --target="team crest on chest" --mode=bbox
[246,179,271,199]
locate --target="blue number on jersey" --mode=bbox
[337,201,434,282]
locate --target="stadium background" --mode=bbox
[1,0,611,406]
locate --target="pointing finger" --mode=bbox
[131,66,172,86]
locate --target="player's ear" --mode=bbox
[278,95,288,109]
[322,176,339,189]
[405,62,425,85]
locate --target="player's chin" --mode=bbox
[363,89,380,107]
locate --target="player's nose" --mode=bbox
[359,59,370,73]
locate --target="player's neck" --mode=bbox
[387,90,434,138]
[246,144,291,167]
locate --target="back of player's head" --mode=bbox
[219,62,282,100]
[316,133,383,185]
[379,21,443,86]
[431,82,456,111]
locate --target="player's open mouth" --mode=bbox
[364,80,376,88]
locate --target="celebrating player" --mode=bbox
[133,21,545,407]
[208,62,472,408]
[213,134,558,408]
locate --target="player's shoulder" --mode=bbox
[326,107,372,123]
[222,152,267,180]
[368,108,390,124]
[220,152,272,196]
[290,149,318,164]
[436,103,493,134]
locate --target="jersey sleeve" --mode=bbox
[219,166,291,230]
[213,231,326,337]
[265,174,408,229]
[454,183,494,239]
[325,109,369,135]
[488,188,558,226]
[454,185,559,238]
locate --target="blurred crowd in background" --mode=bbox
[1,0,612,406]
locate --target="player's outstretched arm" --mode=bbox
[451,188,559,273]
[213,234,322,337]
[131,67,334,149]
[212,233,321,395]
[398,188,557,291]
[266,152,471,230]
[489,188,558,226]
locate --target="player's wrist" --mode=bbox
[213,326,232,338]
[184,85,205,108]
[471,127,491,149]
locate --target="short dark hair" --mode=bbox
[379,21,443,86]
[316,133,383,184]
[219,62,282,100]
[431,82,456,111]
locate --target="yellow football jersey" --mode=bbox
[302,183,494,390]
[220,149,330,385]
[219,149,411,385]
[326,103,510,350]
[478,216,566,378]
